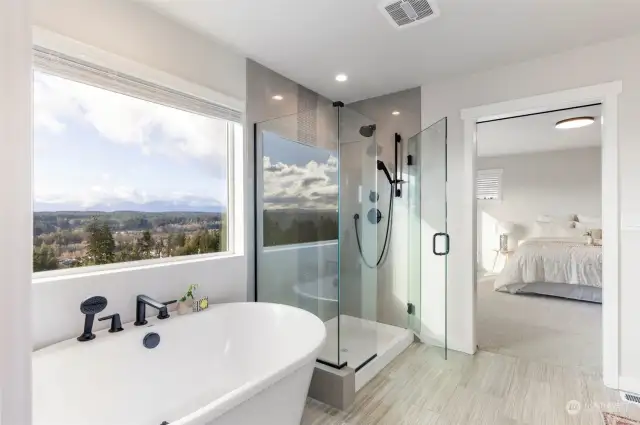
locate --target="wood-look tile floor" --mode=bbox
[301,343,640,425]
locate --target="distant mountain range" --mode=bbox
[34,199,225,213]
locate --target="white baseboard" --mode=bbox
[419,333,476,355]
[619,377,640,394]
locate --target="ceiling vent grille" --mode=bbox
[379,0,440,30]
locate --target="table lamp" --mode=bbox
[497,221,515,251]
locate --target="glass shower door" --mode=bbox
[407,131,422,335]
[407,118,448,357]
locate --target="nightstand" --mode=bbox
[492,249,514,273]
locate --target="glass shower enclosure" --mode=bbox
[254,103,380,369]
[254,105,448,370]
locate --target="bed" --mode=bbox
[494,236,603,303]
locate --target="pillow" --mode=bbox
[577,214,602,225]
[530,221,578,238]
[538,214,578,223]
[575,222,603,239]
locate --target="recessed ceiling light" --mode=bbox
[392,111,400,116]
[335,73,348,82]
[555,116,595,129]
[272,95,283,101]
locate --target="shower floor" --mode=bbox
[318,315,413,375]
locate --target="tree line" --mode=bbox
[263,211,338,246]
[33,216,222,272]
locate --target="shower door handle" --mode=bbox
[433,233,450,256]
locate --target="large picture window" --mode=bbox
[32,52,241,273]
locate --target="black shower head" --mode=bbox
[359,124,377,138]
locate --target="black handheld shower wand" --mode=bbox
[377,160,394,185]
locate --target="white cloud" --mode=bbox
[263,156,338,210]
[33,71,228,161]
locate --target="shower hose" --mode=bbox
[353,182,394,269]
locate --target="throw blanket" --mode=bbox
[494,238,602,293]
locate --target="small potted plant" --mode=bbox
[177,284,198,315]
[584,230,594,246]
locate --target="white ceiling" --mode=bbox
[476,105,602,157]
[134,0,640,103]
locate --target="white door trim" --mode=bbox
[460,81,622,389]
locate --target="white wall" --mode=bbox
[1,1,33,423]
[477,147,602,272]
[28,0,250,350]
[421,33,640,392]
[33,256,246,349]
[32,0,246,103]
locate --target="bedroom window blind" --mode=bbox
[477,169,503,200]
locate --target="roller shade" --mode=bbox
[33,46,242,123]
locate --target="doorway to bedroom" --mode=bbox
[475,103,604,371]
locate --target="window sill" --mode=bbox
[262,240,338,252]
[32,252,244,284]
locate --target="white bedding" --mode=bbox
[494,237,603,294]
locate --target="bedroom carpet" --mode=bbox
[477,274,602,372]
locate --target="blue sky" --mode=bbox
[34,71,230,212]
[34,71,338,213]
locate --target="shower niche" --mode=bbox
[254,102,437,391]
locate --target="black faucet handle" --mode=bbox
[158,300,177,320]
[98,313,124,333]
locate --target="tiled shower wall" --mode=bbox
[247,59,422,330]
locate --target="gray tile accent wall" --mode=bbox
[297,85,319,146]
[245,59,333,301]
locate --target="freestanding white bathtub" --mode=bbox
[33,302,326,425]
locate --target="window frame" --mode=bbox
[32,28,246,280]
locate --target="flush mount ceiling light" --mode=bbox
[335,73,348,82]
[555,116,595,129]
[272,95,283,101]
[392,111,400,116]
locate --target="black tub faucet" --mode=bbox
[134,295,177,326]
